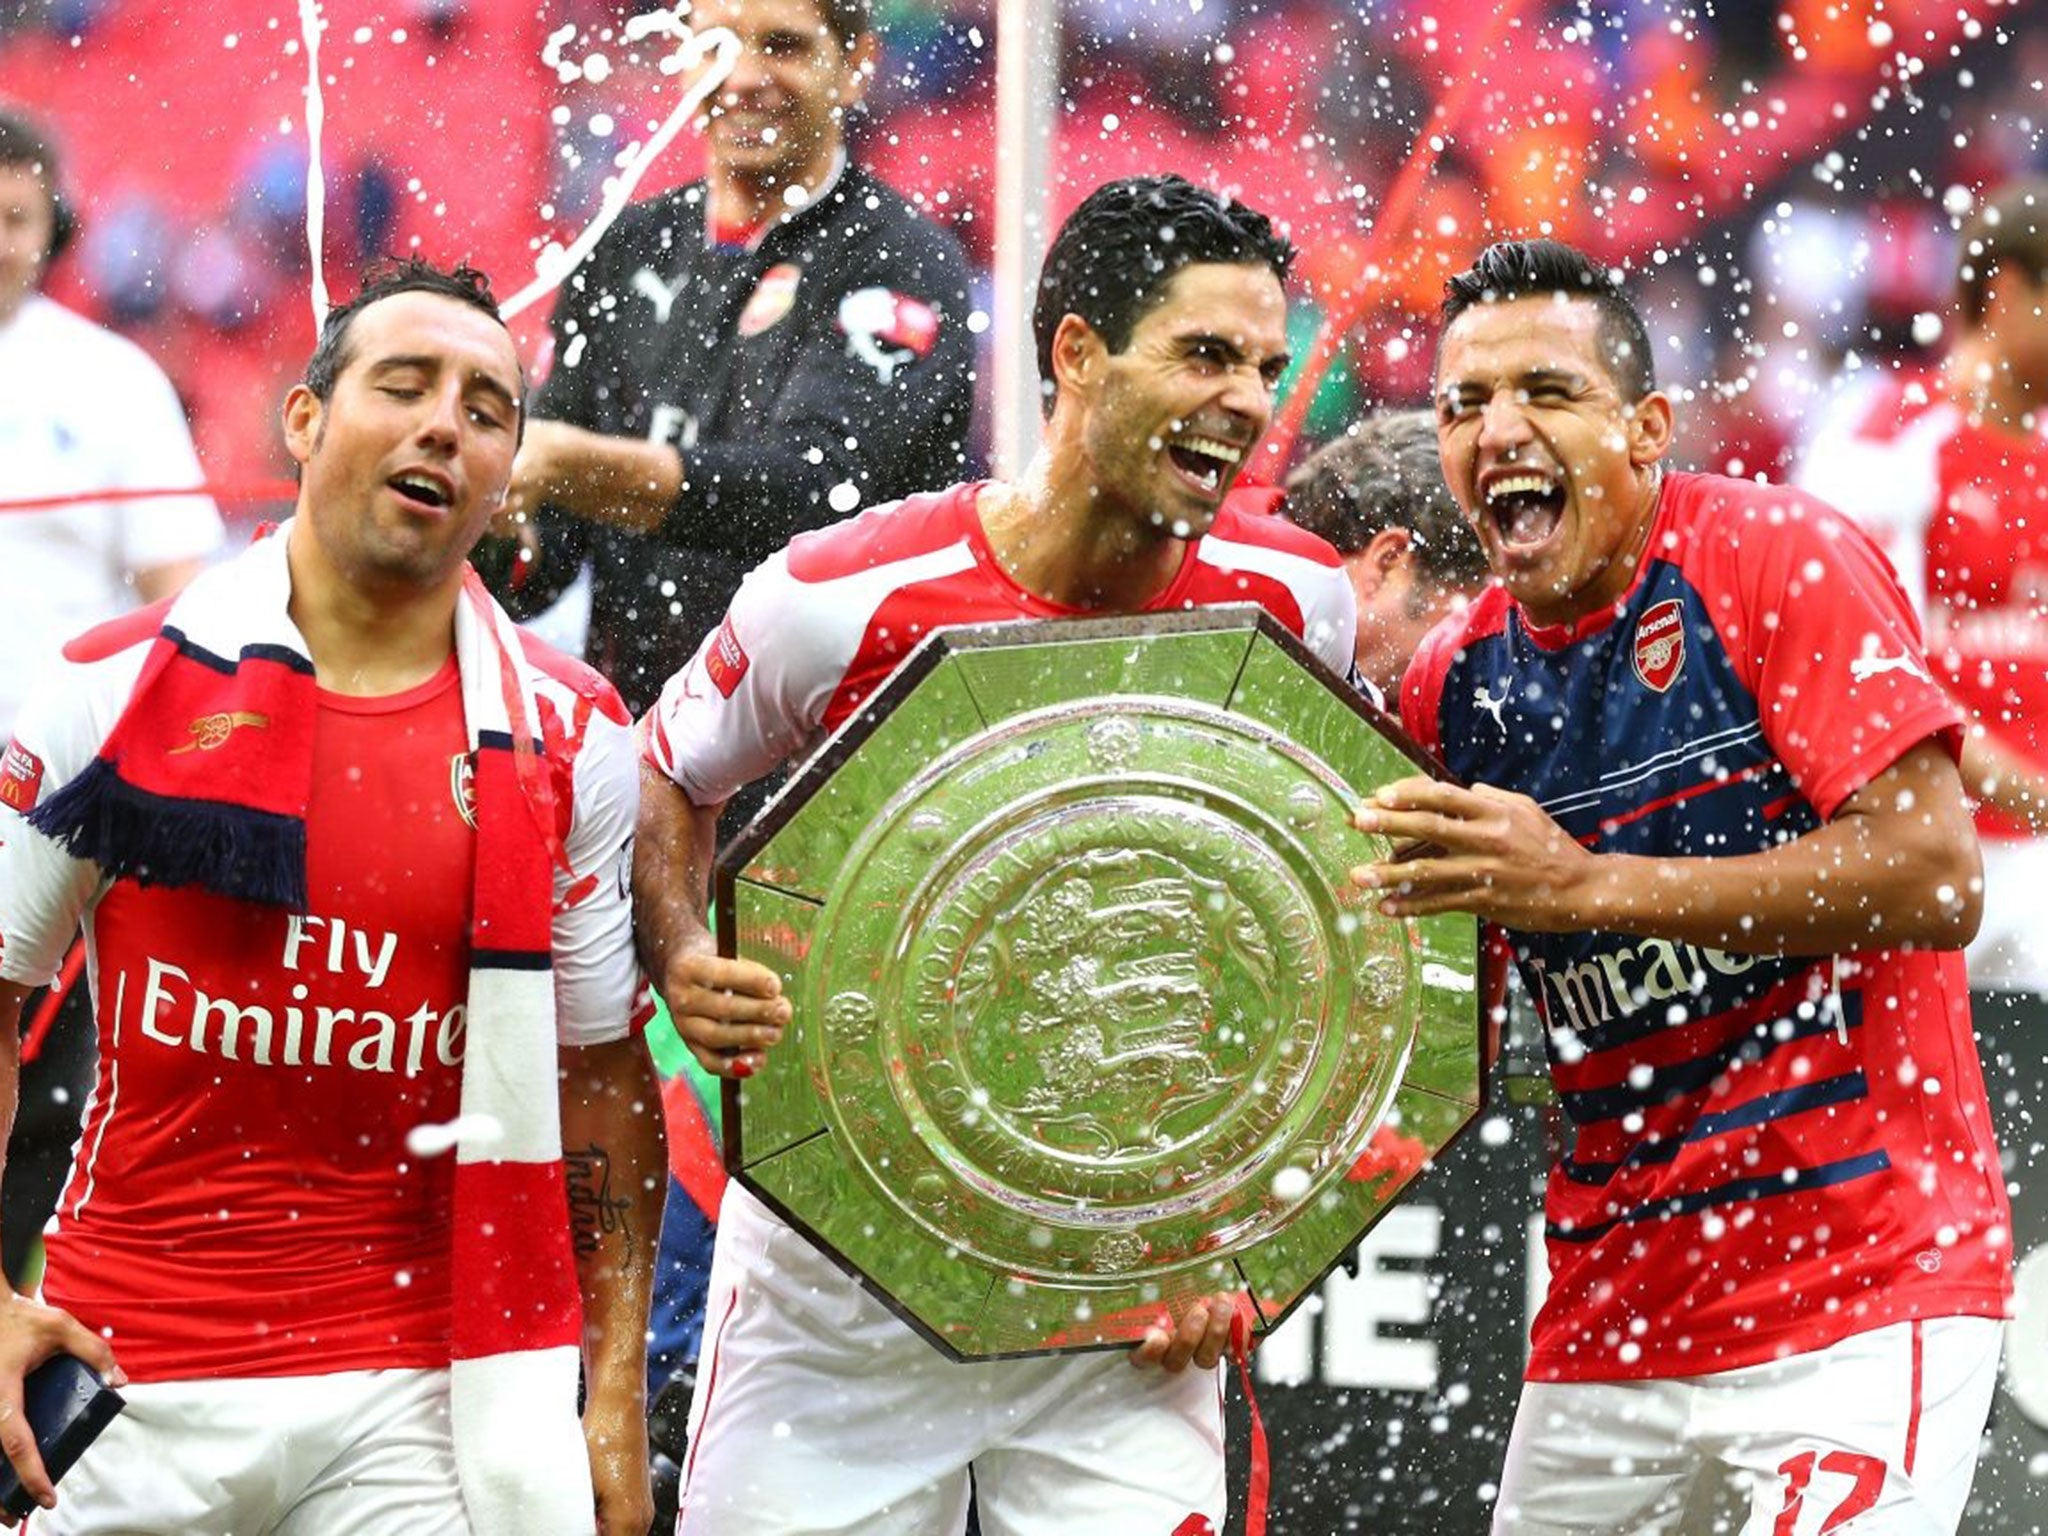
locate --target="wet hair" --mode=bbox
[1439,239,1657,402]
[1284,410,1487,592]
[302,256,522,432]
[0,107,74,262]
[1032,174,1296,416]
[1955,180,2048,328]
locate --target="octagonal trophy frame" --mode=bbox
[713,605,1492,1361]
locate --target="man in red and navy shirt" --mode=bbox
[1354,239,2010,1535]
[637,175,1356,1536]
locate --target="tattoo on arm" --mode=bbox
[565,1142,635,1267]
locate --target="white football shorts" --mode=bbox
[677,1185,1228,1536]
[33,1366,467,1536]
[1493,1315,2002,1534]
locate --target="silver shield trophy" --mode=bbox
[715,607,1489,1360]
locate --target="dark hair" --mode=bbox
[1032,174,1296,416]
[0,106,74,263]
[303,256,521,431]
[1440,239,1657,402]
[1956,180,2048,328]
[816,0,872,50]
[1284,410,1487,591]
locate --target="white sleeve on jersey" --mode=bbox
[548,692,640,1048]
[644,548,847,808]
[107,342,223,574]
[1299,559,1361,682]
[1791,386,1951,614]
[0,650,144,988]
[1199,527,1361,682]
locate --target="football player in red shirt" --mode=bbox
[1355,239,2008,1535]
[638,176,1357,1536]
[0,259,662,1536]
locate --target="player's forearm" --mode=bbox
[1574,742,1982,955]
[1961,727,2048,832]
[631,762,722,992]
[526,424,683,536]
[560,1034,666,1408]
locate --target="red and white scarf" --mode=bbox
[31,524,593,1533]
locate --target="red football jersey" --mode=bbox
[646,482,1359,805]
[1404,472,2010,1381]
[1797,371,2048,839]
[2,632,641,1382]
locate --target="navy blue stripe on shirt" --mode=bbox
[163,626,317,677]
[1546,1150,1892,1244]
[1562,1071,1870,1184]
[1540,722,1767,819]
[477,728,547,755]
[1561,995,1857,1124]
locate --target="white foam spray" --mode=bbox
[296,0,331,329]
[499,13,739,319]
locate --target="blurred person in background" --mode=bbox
[0,104,222,1290]
[1280,407,1488,698]
[475,1,974,1513]
[1795,179,2048,995]
[480,0,974,721]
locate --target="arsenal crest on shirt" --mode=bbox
[738,263,803,338]
[1633,598,1686,692]
[450,751,478,829]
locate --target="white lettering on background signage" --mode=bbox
[1256,1205,1445,1392]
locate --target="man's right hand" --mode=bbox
[661,950,792,1078]
[0,1293,123,1524]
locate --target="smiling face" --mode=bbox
[695,0,871,195]
[1434,294,1672,629]
[1066,260,1291,540]
[285,289,523,597]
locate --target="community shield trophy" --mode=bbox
[714,607,1488,1360]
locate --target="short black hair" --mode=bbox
[1284,410,1487,591]
[0,107,58,182]
[1032,174,1296,417]
[816,0,872,50]
[1439,239,1657,402]
[1956,180,2048,328]
[303,256,522,433]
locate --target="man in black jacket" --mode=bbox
[487,0,975,717]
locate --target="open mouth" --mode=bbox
[390,471,453,512]
[1483,472,1565,548]
[1165,432,1244,497]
